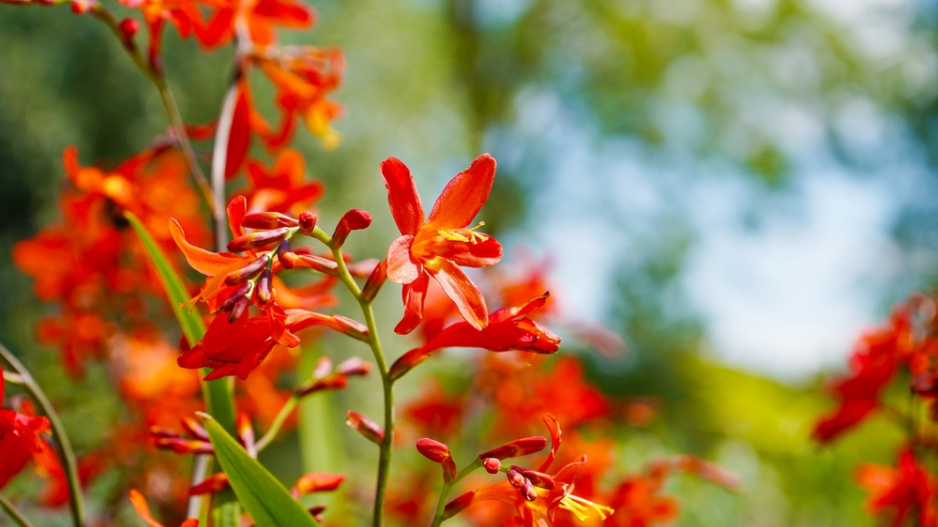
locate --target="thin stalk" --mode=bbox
[308,227,394,527]
[0,494,35,527]
[0,344,85,527]
[256,396,298,452]
[430,459,482,527]
[88,4,215,213]
[210,73,243,251]
[186,455,210,520]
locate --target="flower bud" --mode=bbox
[521,480,538,502]
[299,212,317,234]
[242,212,299,230]
[362,260,387,303]
[346,410,385,444]
[229,296,250,322]
[444,491,475,519]
[312,356,333,379]
[336,357,371,377]
[330,315,370,342]
[388,348,431,381]
[227,228,290,252]
[119,18,138,41]
[154,437,214,455]
[416,438,451,464]
[237,413,256,458]
[190,472,229,495]
[149,427,182,439]
[331,209,372,247]
[295,374,348,397]
[70,0,95,14]
[297,254,339,275]
[506,468,525,489]
[482,458,501,474]
[255,269,272,305]
[520,469,555,490]
[180,417,209,441]
[224,255,269,286]
[277,240,297,269]
[478,436,547,461]
[292,472,345,496]
[220,281,252,313]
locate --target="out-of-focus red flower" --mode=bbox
[381,154,502,334]
[401,380,465,441]
[856,448,938,527]
[0,365,52,490]
[129,489,199,527]
[389,294,559,380]
[813,307,912,443]
[239,149,325,216]
[197,0,314,49]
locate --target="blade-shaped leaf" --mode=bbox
[125,211,236,433]
[202,415,320,527]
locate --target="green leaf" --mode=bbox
[202,415,320,527]
[124,211,236,433]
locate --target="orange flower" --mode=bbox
[197,0,314,49]
[129,489,199,527]
[381,154,502,334]
[239,149,325,216]
[856,448,938,527]
[0,365,52,490]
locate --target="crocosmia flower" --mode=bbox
[381,154,502,335]
[0,365,52,490]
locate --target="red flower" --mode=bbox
[129,489,199,527]
[0,365,52,490]
[239,149,325,216]
[197,0,314,49]
[381,154,502,334]
[856,448,938,527]
[389,294,559,380]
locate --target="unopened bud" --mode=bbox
[220,281,252,312]
[190,472,229,495]
[521,480,538,502]
[312,356,333,379]
[180,417,209,441]
[308,506,326,523]
[362,260,387,302]
[346,410,384,444]
[149,427,182,439]
[332,209,372,247]
[478,436,547,461]
[292,472,345,496]
[229,296,250,322]
[336,357,371,377]
[388,348,431,381]
[277,240,297,269]
[227,228,290,252]
[483,458,501,474]
[237,413,256,458]
[299,212,317,234]
[444,491,475,519]
[154,437,214,455]
[506,468,525,489]
[416,438,451,463]
[520,469,555,489]
[224,255,268,285]
[255,269,272,305]
[297,254,339,275]
[119,18,138,41]
[70,0,95,14]
[242,212,299,230]
[330,315,370,342]
[295,374,348,397]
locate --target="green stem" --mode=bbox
[308,227,394,527]
[256,396,298,452]
[0,494,35,527]
[0,344,85,527]
[430,459,482,527]
[89,4,215,215]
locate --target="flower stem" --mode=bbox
[88,4,215,214]
[0,494,35,527]
[210,71,243,251]
[0,343,85,527]
[255,396,299,452]
[308,227,394,527]
[430,459,482,527]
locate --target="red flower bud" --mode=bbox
[478,436,547,461]
[149,427,182,439]
[154,437,214,455]
[520,469,555,489]
[416,438,451,463]
[388,348,431,381]
[237,413,256,458]
[70,0,95,13]
[362,260,387,302]
[219,282,252,314]
[119,18,138,40]
[224,255,269,286]
[295,374,348,397]
[521,480,538,502]
[229,296,250,322]
[180,418,208,441]
[293,473,345,495]
[242,212,299,230]
[444,491,476,519]
[299,212,317,234]
[297,254,339,275]
[255,269,272,305]
[336,357,371,377]
[346,410,384,444]
[506,468,525,489]
[277,240,297,269]
[332,209,372,247]
[483,458,500,474]
[190,472,229,495]
[227,228,290,252]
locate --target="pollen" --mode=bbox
[558,493,615,522]
[438,221,488,244]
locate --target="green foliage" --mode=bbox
[203,416,320,527]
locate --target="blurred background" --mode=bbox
[1,0,936,525]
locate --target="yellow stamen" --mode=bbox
[438,221,488,244]
[558,494,615,522]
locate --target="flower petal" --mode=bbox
[227,195,248,240]
[426,154,495,230]
[381,157,425,236]
[431,260,488,331]
[169,219,249,276]
[386,235,420,284]
[394,272,430,335]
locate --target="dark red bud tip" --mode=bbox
[332,209,372,247]
[299,212,317,233]
[220,281,252,312]
[444,491,475,520]
[225,255,269,286]
[308,506,326,523]
[277,240,296,269]
[346,410,385,444]
[416,438,451,463]
[362,260,387,302]
[242,212,300,230]
[229,296,250,322]
[255,269,272,305]
[336,357,371,377]
[119,18,138,39]
[507,468,525,489]
[478,436,547,461]
[70,0,95,13]
[388,348,432,381]
[227,228,290,252]
[483,458,501,474]
[189,472,230,495]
